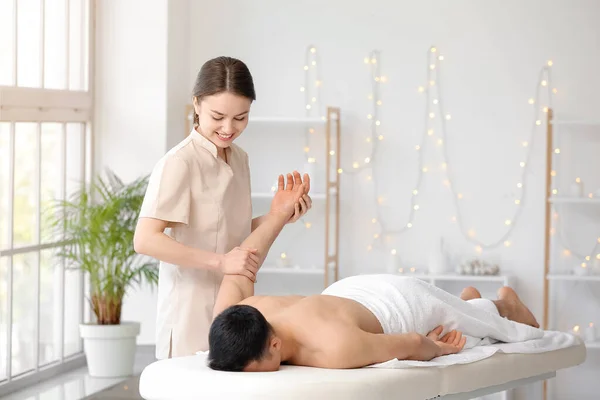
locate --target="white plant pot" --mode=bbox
[80,321,140,378]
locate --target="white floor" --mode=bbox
[1,347,156,400]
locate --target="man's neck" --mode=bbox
[271,320,299,363]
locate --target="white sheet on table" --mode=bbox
[369,330,582,369]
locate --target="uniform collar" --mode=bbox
[191,127,232,160]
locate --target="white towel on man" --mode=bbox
[322,274,580,368]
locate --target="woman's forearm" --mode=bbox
[134,231,222,271]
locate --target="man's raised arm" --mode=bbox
[212,172,310,318]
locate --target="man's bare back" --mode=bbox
[239,294,385,368]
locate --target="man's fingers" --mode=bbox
[453,331,463,346]
[286,173,293,191]
[293,171,302,190]
[459,337,467,349]
[303,173,311,193]
[277,175,284,191]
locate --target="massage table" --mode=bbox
[138,341,586,400]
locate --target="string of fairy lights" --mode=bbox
[278,45,600,271]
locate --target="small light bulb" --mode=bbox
[475,246,483,254]
[431,47,437,53]
[306,104,312,110]
[353,162,359,169]
[378,135,384,141]
[375,120,381,126]
[415,145,421,151]
[596,254,600,260]
[337,168,343,174]
[311,61,316,66]
[367,245,373,251]
[520,162,525,167]
[315,80,322,87]
[505,219,512,226]
[300,86,305,92]
[457,193,463,199]
[437,139,443,145]
[422,167,428,173]
[438,55,444,61]
[308,157,316,163]
[433,99,439,104]
[367,175,372,181]
[375,77,380,82]
[586,256,591,261]
[372,218,377,223]
[312,97,317,103]
[468,229,476,238]
[367,114,373,119]
[597,237,600,244]
[517,183,523,188]
[329,150,335,156]
[547,60,553,66]
[377,197,384,204]
[553,88,558,94]
[504,241,511,247]
[414,205,420,210]
[304,146,310,153]
[563,249,571,256]
[374,233,379,239]
[515,199,521,205]
[391,249,397,255]
[364,57,370,64]
[367,94,373,100]
[536,120,542,126]
[528,98,535,105]
[377,100,382,105]
[413,189,418,195]
[364,157,371,163]
[441,163,447,169]
[552,189,558,194]
[445,114,451,120]
[429,112,435,119]
[271,186,277,192]
[428,129,434,136]
[589,193,594,199]
[309,128,315,134]
[410,267,416,273]
[522,141,528,147]
[551,170,556,177]
[429,80,435,86]
[554,148,561,154]
[380,76,388,83]
[305,222,312,229]
[418,86,425,93]
[541,80,547,86]
[407,222,413,228]
[366,137,372,143]
[543,107,549,113]
[451,216,457,222]
[576,177,581,183]
[304,66,309,71]
[371,58,377,64]
[573,325,580,333]
[281,252,287,259]
[582,262,587,268]
[310,47,316,53]
[430,64,436,70]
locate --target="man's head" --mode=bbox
[208,305,282,372]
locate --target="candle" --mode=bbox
[276,252,290,268]
[572,325,581,337]
[573,263,589,276]
[569,178,584,197]
[584,323,597,343]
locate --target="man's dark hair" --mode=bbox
[208,304,273,371]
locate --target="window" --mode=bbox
[0,0,93,393]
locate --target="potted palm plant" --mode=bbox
[47,169,158,378]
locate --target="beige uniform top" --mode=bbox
[139,129,252,359]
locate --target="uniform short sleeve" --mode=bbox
[139,154,191,224]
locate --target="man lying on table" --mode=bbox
[207,172,541,372]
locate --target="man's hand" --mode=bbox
[270,171,308,219]
[426,325,466,357]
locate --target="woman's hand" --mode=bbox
[219,247,260,282]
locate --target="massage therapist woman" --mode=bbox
[134,56,312,359]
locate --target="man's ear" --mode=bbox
[271,336,282,351]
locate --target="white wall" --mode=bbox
[94,0,600,398]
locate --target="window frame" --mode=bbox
[0,0,95,395]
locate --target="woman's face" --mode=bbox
[194,92,252,150]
